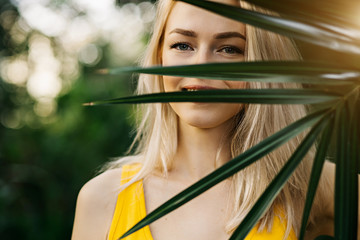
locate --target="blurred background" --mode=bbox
[1,0,358,239]
[0,0,155,238]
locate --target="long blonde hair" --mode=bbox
[104,0,330,237]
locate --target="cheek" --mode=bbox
[163,75,180,92]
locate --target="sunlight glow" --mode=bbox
[34,98,57,117]
[321,72,360,80]
[6,0,155,120]
[27,71,62,99]
[21,3,67,37]
[1,58,29,86]
[78,44,102,66]
[1,110,23,129]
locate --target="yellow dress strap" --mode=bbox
[108,164,153,240]
[108,164,297,240]
[245,209,297,240]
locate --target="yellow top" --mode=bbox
[108,164,297,240]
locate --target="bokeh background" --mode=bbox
[1,0,358,239]
[0,0,155,239]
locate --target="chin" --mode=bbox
[187,121,222,129]
[180,113,235,130]
[170,102,242,130]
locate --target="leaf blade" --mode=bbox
[177,0,360,54]
[119,108,329,239]
[85,89,340,106]
[298,112,335,240]
[229,114,329,240]
[102,61,359,85]
[244,0,360,33]
[334,102,358,239]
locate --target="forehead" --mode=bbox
[165,1,245,35]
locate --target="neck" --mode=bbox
[171,119,233,183]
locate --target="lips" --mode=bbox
[181,85,219,91]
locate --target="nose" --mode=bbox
[193,46,213,64]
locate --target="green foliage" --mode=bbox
[0,0,136,238]
[0,76,134,239]
[299,115,335,240]
[2,0,358,239]
[100,61,358,85]
[86,89,340,106]
[119,108,330,239]
[83,0,360,239]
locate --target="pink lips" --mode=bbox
[181,85,219,91]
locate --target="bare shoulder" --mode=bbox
[79,168,123,202]
[72,168,123,240]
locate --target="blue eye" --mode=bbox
[220,46,243,55]
[170,43,193,51]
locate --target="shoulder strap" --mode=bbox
[120,164,142,185]
[245,208,297,240]
[108,164,153,240]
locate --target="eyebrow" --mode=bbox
[214,32,246,40]
[169,28,197,37]
[169,28,246,40]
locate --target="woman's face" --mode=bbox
[162,0,246,129]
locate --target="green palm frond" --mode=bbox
[98,61,359,85]
[84,89,339,106]
[334,102,359,239]
[298,114,335,240]
[86,0,360,239]
[230,114,330,240]
[119,108,329,239]
[176,0,360,55]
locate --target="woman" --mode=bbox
[72,0,337,239]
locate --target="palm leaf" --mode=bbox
[229,114,329,240]
[244,0,360,33]
[100,61,359,85]
[334,102,359,239]
[84,89,340,106]
[88,1,360,240]
[298,113,335,240]
[348,98,359,235]
[355,94,360,174]
[176,0,360,54]
[118,108,329,239]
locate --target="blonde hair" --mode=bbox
[103,0,330,238]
